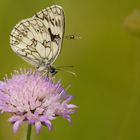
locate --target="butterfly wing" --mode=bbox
[10,5,65,71]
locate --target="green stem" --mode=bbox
[26,124,32,140]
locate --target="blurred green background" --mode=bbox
[0,0,140,140]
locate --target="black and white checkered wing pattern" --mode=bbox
[10,5,65,71]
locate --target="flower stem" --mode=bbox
[26,124,32,140]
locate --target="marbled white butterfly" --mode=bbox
[10,5,65,75]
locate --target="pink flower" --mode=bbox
[0,69,77,133]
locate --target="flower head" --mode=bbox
[0,69,77,133]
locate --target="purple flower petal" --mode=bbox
[35,121,42,133]
[13,120,23,133]
[67,104,78,109]
[40,116,52,131]
[64,115,72,125]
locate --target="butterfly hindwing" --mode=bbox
[10,5,65,71]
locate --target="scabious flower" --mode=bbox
[0,69,77,133]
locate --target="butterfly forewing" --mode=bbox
[10,5,65,71]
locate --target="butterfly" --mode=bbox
[10,5,65,75]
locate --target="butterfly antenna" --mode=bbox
[56,65,74,69]
[56,68,77,77]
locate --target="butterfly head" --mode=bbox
[48,66,58,75]
[45,65,76,77]
[36,64,57,76]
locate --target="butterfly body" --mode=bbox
[10,5,65,74]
